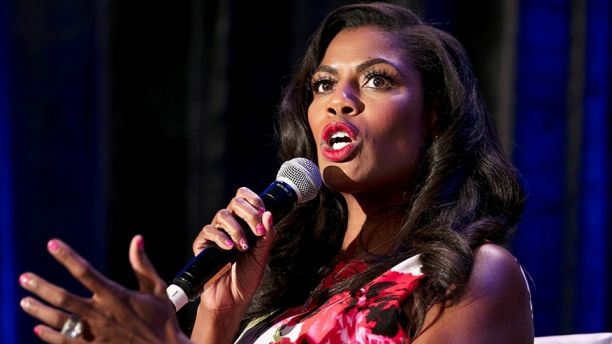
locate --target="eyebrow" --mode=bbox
[313,58,399,75]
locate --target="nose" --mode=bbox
[326,84,362,116]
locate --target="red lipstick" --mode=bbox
[320,121,360,162]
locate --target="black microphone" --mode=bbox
[166,158,322,311]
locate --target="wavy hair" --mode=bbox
[244,2,525,337]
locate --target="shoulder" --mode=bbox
[469,244,529,299]
[414,244,533,344]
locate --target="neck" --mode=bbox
[340,189,408,257]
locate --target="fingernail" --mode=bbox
[19,274,35,288]
[224,239,234,248]
[20,298,31,310]
[34,325,43,336]
[256,223,265,235]
[239,239,249,250]
[137,236,145,251]
[47,240,60,253]
[258,207,266,215]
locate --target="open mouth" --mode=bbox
[328,131,353,150]
[322,121,358,149]
[320,121,360,162]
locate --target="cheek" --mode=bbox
[389,96,428,140]
[307,108,325,164]
[373,109,428,158]
[306,120,317,147]
[307,105,324,142]
[306,104,316,133]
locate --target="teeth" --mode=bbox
[328,131,352,150]
[332,141,350,150]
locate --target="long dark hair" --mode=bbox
[244,2,525,337]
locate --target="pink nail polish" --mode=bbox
[258,207,266,215]
[137,236,145,250]
[19,274,29,287]
[34,325,42,336]
[256,223,265,235]
[47,240,60,253]
[20,298,30,309]
[239,239,249,250]
[19,274,35,288]
[224,239,234,248]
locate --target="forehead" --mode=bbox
[321,26,406,65]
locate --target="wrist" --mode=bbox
[191,304,248,344]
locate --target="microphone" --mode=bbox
[166,157,322,311]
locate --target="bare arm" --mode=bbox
[413,244,534,344]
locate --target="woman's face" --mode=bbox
[307,26,432,198]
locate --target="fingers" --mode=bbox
[236,186,265,211]
[20,296,71,330]
[260,211,276,239]
[193,223,235,254]
[231,187,266,234]
[128,235,165,294]
[31,324,74,344]
[20,294,86,344]
[46,239,109,296]
[218,188,267,247]
[193,187,268,255]
[250,211,277,259]
[19,273,91,316]
[19,275,92,342]
[213,208,253,251]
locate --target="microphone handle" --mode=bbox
[168,180,297,310]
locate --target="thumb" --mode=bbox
[129,234,165,294]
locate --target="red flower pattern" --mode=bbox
[260,256,424,344]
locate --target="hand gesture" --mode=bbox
[19,235,190,344]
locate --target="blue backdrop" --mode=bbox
[1,0,16,341]
[512,0,611,335]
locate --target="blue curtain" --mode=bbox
[513,0,611,335]
[513,0,571,335]
[575,0,610,332]
[3,2,105,342]
[0,0,17,342]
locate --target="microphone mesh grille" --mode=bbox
[277,158,322,203]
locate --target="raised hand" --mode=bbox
[19,235,191,344]
[189,187,276,343]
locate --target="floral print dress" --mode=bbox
[236,254,424,344]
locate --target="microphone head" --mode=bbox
[276,158,322,203]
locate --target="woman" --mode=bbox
[19,3,534,343]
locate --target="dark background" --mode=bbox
[1,0,610,342]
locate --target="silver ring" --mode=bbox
[60,314,84,339]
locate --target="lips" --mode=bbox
[320,121,360,162]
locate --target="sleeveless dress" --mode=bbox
[235,254,424,344]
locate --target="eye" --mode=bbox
[363,70,396,89]
[310,76,336,94]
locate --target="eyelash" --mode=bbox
[309,77,335,94]
[363,69,396,88]
[308,68,397,94]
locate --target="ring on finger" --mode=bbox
[60,314,84,339]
